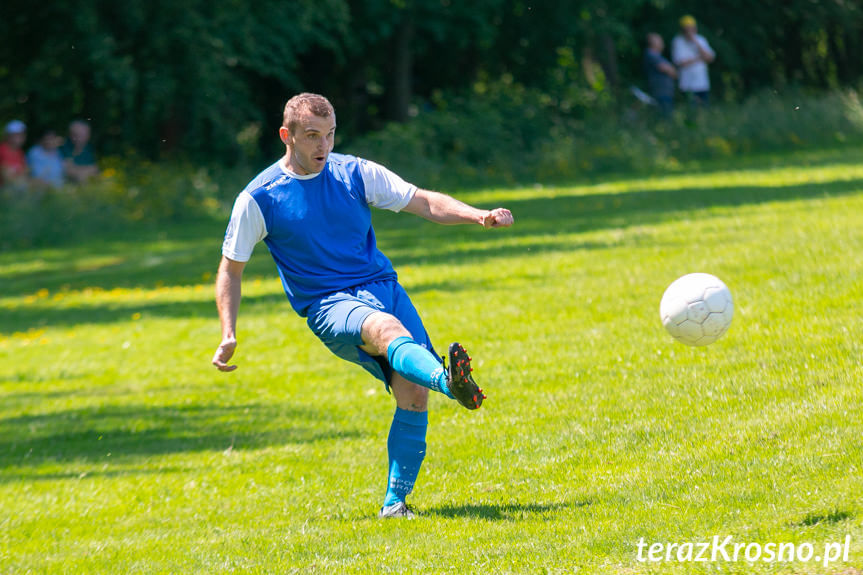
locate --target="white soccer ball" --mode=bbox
[660,273,733,346]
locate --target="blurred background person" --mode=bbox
[0,120,29,191]
[672,15,716,107]
[643,33,678,118]
[61,120,98,183]
[27,130,65,188]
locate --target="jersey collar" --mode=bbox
[279,157,325,180]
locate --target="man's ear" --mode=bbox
[279,126,291,147]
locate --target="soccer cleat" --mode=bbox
[378,501,415,519]
[446,342,485,410]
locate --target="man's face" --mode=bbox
[41,132,60,151]
[684,24,697,39]
[283,111,336,175]
[70,123,90,146]
[7,132,26,148]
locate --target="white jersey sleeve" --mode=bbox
[222,191,267,262]
[358,158,417,212]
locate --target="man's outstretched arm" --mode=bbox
[213,256,247,371]
[402,189,514,228]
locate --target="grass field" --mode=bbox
[1,149,862,574]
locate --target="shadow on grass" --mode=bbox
[0,371,88,385]
[0,219,278,298]
[423,500,588,520]
[2,175,861,316]
[1,290,288,335]
[376,176,863,268]
[794,509,855,527]
[0,465,191,484]
[0,402,359,473]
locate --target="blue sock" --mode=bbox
[383,408,428,507]
[386,336,452,397]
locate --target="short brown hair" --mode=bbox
[282,93,335,133]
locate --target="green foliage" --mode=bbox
[0,159,247,250]
[4,89,862,251]
[2,153,862,572]
[0,0,351,159]
[351,80,564,187]
[3,0,863,161]
[1,186,121,251]
[353,87,863,187]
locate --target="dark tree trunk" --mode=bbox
[782,18,804,83]
[828,24,850,85]
[386,9,415,123]
[598,33,619,90]
[347,61,370,133]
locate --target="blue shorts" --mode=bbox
[306,280,439,389]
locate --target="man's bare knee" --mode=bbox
[360,312,411,356]
[391,374,429,412]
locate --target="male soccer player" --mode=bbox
[212,93,513,518]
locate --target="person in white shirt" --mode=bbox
[671,15,716,107]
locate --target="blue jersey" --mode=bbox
[222,153,417,316]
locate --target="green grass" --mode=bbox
[2,149,862,574]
